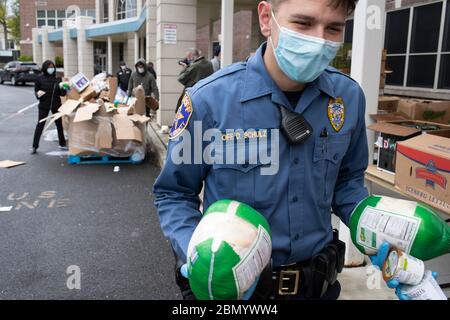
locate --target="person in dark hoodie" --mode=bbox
[128,59,159,116]
[31,60,67,154]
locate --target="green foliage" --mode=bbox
[7,0,20,44]
[55,56,64,68]
[18,55,33,61]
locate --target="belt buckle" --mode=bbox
[278,270,300,295]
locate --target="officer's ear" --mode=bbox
[258,1,272,38]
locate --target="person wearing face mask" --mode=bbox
[117,61,132,92]
[31,60,67,154]
[127,59,159,116]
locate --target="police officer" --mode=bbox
[153,0,397,300]
[117,61,132,92]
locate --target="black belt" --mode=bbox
[255,230,346,299]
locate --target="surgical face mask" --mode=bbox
[47,68,55,75]
[121,65,126,70]
[138,67,145,74]
[270,10,342,83]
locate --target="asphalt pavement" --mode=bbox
[0,83,179,299]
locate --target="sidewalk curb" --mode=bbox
[146,120,168,169]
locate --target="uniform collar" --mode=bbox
[240,42,336,104]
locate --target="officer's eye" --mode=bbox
[293,21,312,27]
[327,27,343,34]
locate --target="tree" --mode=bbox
[7,0,19,46]
[0,0,8,50]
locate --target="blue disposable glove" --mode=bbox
[369,242,439,300]
[369,241,390,270]
[180,264,259,300]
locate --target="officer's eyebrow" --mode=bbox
[289,14,346,27]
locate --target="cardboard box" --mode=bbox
[395,130,450,214]
[397,99,450,124]
[368,121,449,174]
[370,112,409,123]
[378,96,400,112]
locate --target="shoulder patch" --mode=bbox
[169,93,194,140]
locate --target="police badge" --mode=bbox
[170,93,193,140]
[328,97,345,132]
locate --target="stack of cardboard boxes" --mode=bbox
[43,73,152,161]
[369,96,450,214]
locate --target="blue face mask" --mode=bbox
[270,10,342,83]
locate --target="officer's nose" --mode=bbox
[310,26,327,41]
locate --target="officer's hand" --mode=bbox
[369,241,390,270]
[180,264,259,300]
[389,271,440,301]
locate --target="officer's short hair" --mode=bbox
[269,0,358,14]
[119,61,126,66]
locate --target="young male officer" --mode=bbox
[154,0,393,300]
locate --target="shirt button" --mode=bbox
[333,154,339,161]
[293,158,299,165]
[294,234,300,241]
[292,196,298,203]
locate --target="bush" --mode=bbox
[55,56,64,68]
[18,55,33,62]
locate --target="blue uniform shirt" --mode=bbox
[153,43,369,267]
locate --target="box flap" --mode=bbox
[107,77,118,102]
[74,103,100,123]
[370,112,409,122]
[112,114,142,142]
[133,85,146,115]
[95,120,113,149]
[58,99,81,115]
[128,114,150,124]
[367,122,421,137]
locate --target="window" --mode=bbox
[344,19,353,44]
[37,10,46,18]
[439,54,450,89]
[117,0,137,20]
[410,2,442,53]
[385,1,450,90]
[386,56,406,86]
[103,1,109,22]
[385,9,410,54]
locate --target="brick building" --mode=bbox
[20,0,95,57]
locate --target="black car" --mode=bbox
[0,61,41,86]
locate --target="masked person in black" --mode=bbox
[31,60,67,154]
[117,61,132,92]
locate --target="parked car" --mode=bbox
[0,61,41,86]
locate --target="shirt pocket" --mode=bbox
[312,134,351,203]
[210,142,276,208]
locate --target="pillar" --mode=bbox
[137,0,143,16]
[32,28,43,65]
[108,0,116,22]
[63,20,78,77]
[95,0,102,24]
[107,36,113,74]
[339,0,386,267]
[146,0,157,64]
[220,0,234,67]
[134,32,140,62]
[156,0,197,126]
[41,27,56,62]
[76,16,95,79]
